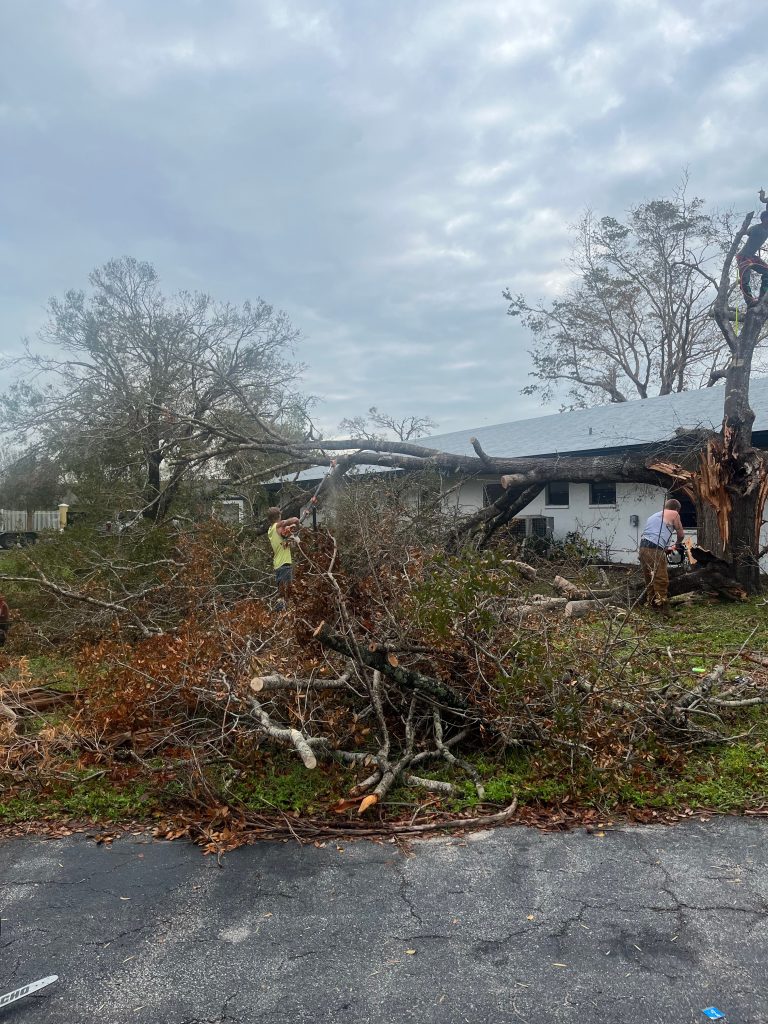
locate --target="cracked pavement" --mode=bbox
[1,818,767,1022]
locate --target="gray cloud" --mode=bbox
[1,0,764,433]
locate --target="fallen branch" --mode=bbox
[385,799,518,835]
[404,774,454,794]
[433,709,485,799]
[317,626,471,712]
[247,696,321,769]
[516,597,566,619]
[0,572,160,637]
[249,671,351,693]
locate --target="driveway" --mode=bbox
[1,818,765,1023]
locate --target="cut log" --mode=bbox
[564,599,625,619]
[552,576,612,600]
[249,672,351,693]
[502,559,537,581]
[553,575,586,600]
[516,598,567,618]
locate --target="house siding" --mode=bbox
[448,478,768,568]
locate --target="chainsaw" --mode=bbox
[666,541,688,567]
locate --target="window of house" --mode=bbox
[483,482,505,507]
[545,481,569,506]
[589,481,616,505]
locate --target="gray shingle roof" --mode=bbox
[423,378,768,458]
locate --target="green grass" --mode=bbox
[24,655,81,692]
[643,743,768,811]
[223,756,350,814]
[2,740,767,827]
[669,601,766,652]
[0,777,153,823]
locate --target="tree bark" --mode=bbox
[700,213,768,592]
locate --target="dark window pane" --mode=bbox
[590,481,616,505]
[545,481,569,506]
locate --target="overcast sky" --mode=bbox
[1,0,765,434]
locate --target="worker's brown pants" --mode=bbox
[639,545,669,607]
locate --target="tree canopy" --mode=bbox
[505,186,730,409]
[1,257,305,519]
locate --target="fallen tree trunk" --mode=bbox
[666,547,749,602]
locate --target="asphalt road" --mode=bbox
[1,818,766,1023]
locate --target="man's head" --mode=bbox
[664,498,681,512]
[266,506,282,524]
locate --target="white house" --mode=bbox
[265,380,768,566]
[424,379,768,564]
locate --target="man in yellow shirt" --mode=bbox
[267,507,299,607]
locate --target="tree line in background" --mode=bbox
[1,184,768,592]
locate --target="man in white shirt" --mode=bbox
[638,499,685,611]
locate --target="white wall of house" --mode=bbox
[516,482,684,561]
[450,477,768,568]
[446,478,699,563]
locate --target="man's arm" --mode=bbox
[673,512,685,542]
[276,516,300,537]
